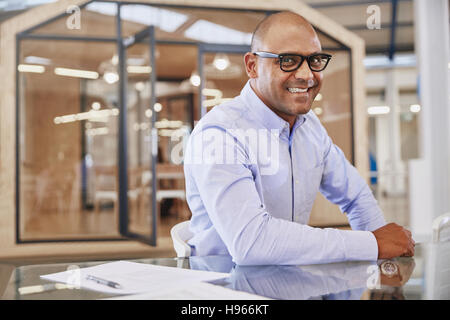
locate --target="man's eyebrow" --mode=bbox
[280,51,324,55]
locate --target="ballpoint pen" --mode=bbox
[85,274,122,289]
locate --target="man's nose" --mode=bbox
[293,60,314,82]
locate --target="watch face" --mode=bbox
[381,261,398,277]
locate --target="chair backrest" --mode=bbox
[432,212,450,242]
[170,220,194,258]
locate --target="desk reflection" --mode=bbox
[189,256,380,300]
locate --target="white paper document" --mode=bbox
[106,281,270,300]
[40,261,229,295]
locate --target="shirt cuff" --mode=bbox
[341,230,379,261]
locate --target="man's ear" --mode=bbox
[244,52,258,79]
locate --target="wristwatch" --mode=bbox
[380,260,399,277]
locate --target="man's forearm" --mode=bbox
[230,212,379,265]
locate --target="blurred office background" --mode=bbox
[0,0,448,262]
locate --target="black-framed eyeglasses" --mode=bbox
[253,51,332,72]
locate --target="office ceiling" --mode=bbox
[1,0,415,56]
[305,0,415,56]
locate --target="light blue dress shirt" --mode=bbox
[184,81,386,265]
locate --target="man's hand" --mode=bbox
[372,223,415,259]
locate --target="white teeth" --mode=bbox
[288,87,308,93]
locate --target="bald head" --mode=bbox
[251,11,318,52]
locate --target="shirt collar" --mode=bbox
[240,81,307,136]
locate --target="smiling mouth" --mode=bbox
[287,87,309,93]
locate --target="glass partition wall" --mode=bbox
[16,1,353,244]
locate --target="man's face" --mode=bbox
[246,22,324,124]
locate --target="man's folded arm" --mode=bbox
[185,127,379,265]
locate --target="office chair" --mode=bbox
[170,220,194,260]
[93,166,118,215]
[426,213,450,299]
[432,212,450,242]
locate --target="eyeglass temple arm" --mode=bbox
[253,52,279,58]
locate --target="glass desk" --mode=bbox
[1,242,449,300]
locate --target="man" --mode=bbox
[183,11,415,265]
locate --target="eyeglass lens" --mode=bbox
[280,54,329,72]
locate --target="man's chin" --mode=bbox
[288,96,313,115]
[292,104,312,115]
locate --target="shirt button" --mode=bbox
[295,180,299,184]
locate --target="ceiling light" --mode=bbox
[86,127,109,136]
[127,65,152,74]
[313,107,323,115]
[314,93,323,101]
[91,102,101,110]
[205,53,241,80]
[127,57,145,65]
[103,71,119,84]
[184,19,252,45]
[154,103,162,112]
[213,54,230,71]
[155,119,183,129]
[410,104,421,113]
[18,64,45,73]
[202,88,223,98]
[54,109,118,125]
[111,54,119,66]
[87,3,189,33]
[54,67,99,79]
[135,82,145,91]
[190,72,201,87]
[367,105,390,115]
[24,56,52,65]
